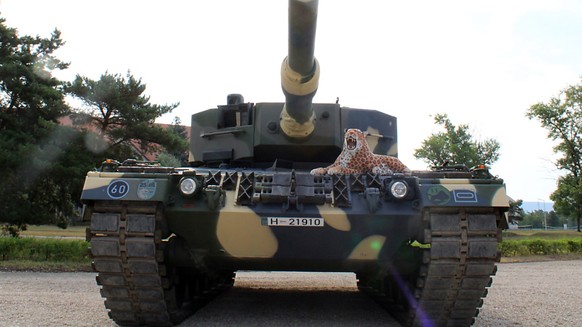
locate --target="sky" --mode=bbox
[2,0,582,203]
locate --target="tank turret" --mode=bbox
[280,0,320,139]
[189,0,399,169]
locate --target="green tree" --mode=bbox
[0,18,69,128]
[67,72,186,160]
[546,211,561,228]
[527,79,582,232]
[414,113,501,168]
[508,199,525,224]
[156,152,183,167]
[521,210,545,229]
[0,17,86,235]
[550,175,581,231]
[159,116,189,166]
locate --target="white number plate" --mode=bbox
[265,217,324,227]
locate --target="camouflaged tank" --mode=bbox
[81,0,509,326]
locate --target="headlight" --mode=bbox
[179,177,199,196]
[389,180,408,199]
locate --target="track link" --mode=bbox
[87,201,234,326]
[358,207,502,327]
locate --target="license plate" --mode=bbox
[263,217,324,227]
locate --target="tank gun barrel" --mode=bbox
[280,0,320,139]
[288,0,318,76]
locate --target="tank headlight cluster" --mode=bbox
[389,180,409,199]
[179,177,200,196]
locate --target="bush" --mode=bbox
[0,237,89,262]
[1,224,28,237]
[500,238,582,257]
[526,240,547,255]
[499,240,529,256]
[567,240,582,253]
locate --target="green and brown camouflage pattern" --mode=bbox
[81,167,507,272]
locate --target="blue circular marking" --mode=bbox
[107,180,130,199]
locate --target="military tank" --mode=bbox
[81,0,509,326]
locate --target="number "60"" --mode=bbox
[107,180,130,199]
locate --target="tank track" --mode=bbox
[87,201,234,326]
[358,207,502,327]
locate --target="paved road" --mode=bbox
[1,260,581,326]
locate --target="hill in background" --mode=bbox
[522,201,554,213]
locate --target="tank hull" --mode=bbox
[82,166,506,326]
[82,167,507,269]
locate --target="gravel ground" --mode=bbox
[0,260,581,326]
[0,272,116,327]
[474,260,582,326]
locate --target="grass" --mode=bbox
[0,237,90,261]
[503,229,582,240]
[22,226,582,240]
[20,225,86,238]
[501,253,582,263]
[1,226,581,272]
[0,260,92,272]
[1,229,91,272]
[500,229,582,262]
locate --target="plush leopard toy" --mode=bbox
[310,128,410,175]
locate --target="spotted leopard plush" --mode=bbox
[310,128,410,175]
